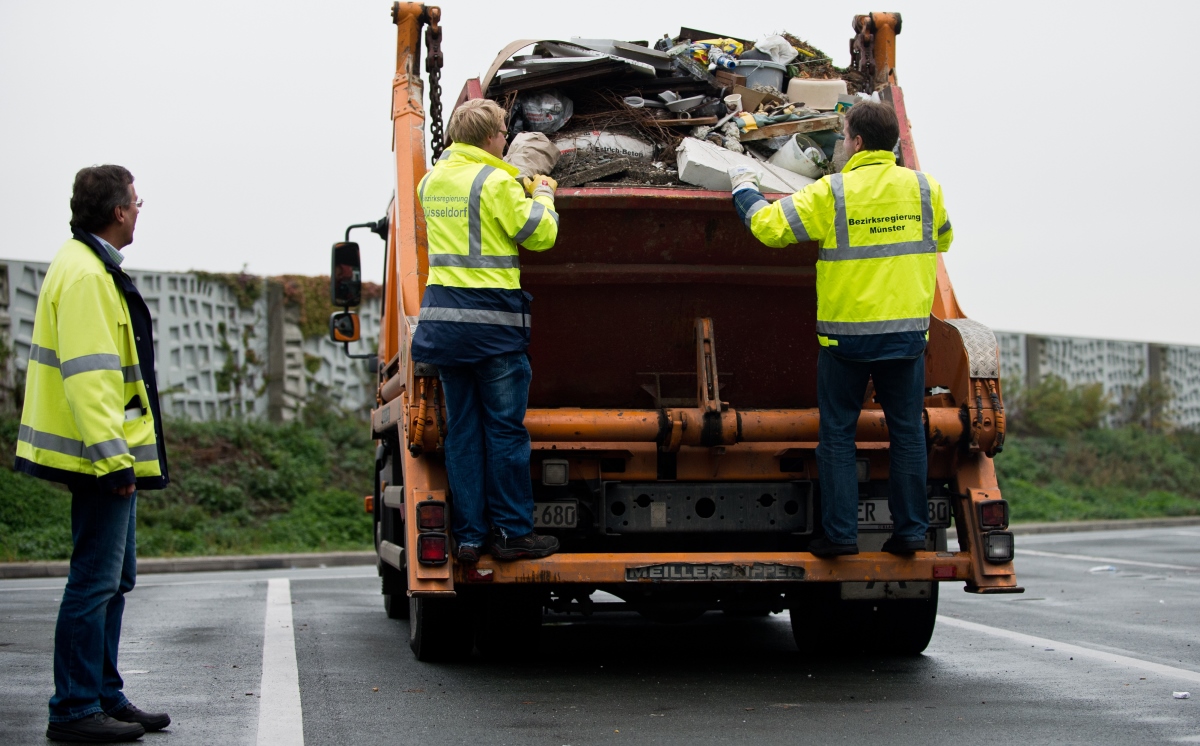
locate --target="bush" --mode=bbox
[1006,376,1111,437]
[0,403,375,562]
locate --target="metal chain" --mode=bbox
[424,23,444,165]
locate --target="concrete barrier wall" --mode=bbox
[0,259,379,421]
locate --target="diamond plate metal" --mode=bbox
[945,318,1000,379]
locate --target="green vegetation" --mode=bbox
[996,428,1200,523]
[996,374,1199,522]
[0,403,374,562]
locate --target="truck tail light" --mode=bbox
[983,531,1014,563]
[541,459,570,486]
[416,500,446,531]
[364,494,374,514]
[416,533,448,565]
[979,500,1009,530]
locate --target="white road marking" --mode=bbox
[256,578,304,746]
[1018,548,1198,571]
[937,616,1200,685]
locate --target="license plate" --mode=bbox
[858,497,952,530]
[533,501,577,528]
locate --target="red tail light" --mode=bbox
[416,533,448,565]
[416,500,446,531]
[979,500,1009,530]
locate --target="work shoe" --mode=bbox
[455,544,481,564]
[489,531,559,561]
[46,712,145,742]
[808,536,859,558]
[881,536,926,555]
[109,703,170,732]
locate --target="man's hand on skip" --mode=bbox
[113,483,135,497]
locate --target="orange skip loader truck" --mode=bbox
[328,5,1021,661]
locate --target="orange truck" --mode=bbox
[329,5,1020,661]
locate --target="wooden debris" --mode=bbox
[738,114,841,142]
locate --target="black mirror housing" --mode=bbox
[330,311,361,343]
[331,242,362,307]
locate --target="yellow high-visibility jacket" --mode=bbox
[15,237,166,491]
[411,142,559,366]
[746,149,953,360]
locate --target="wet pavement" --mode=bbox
[1,526,1197,745]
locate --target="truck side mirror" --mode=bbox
[331,242,362,307]
[330,311,361,343]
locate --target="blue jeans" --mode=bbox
[439,352,534,547]
[815,350,929,545]
[49,488,137,723]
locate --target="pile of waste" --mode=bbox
[489,28,882,191]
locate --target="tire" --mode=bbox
[476,590,543,660]
[408,595,475,662]
[382,563,408,620]
[874,583,939,655]
[377,438,408,619]
[788,584,939,657]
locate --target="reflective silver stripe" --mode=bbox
[123,365,143,383]
[545,208,559,227]
[938,218,952,236]
[29,344,60,368]
[467,165,497,259]
[86,438,130,462]
[514,201,546,245]
[914,171,934,248]
[744,199,770,229]
[130,444,159,462]
[818,241,934,262]
[19,424,83,459]
[428,253,520,269]
[419,173,430,204]
[60,353,122,379]
[19,424,134,463]
[779,194,811,242]
[419,306,530,328]
[829,174,849,250]
[816,317,930,335]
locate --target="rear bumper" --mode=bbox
[453,551,974,585]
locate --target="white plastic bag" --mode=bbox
[518,90,574,134]
[754,35,799,65]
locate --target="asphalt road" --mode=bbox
[1,527,1198,745]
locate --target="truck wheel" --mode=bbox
[382,563,408,620]
[874,583,939,656]
[408,595,475,662]
[476,591,543,660]
[787,587,853,657]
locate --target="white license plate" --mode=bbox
[533,501,577,528]
[858,497,952,530]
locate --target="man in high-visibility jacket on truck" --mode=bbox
[731,101,954,558]
[410,98,561,563]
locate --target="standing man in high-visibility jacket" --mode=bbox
[16,165,171,742]
[731,102,953,558]
[411,99,560,563]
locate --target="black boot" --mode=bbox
[489,531,559,560]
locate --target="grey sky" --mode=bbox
[2,1,1196,345]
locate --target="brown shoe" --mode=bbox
[46,712,145,742]
[110,703,170,732]
[488,532,559,561]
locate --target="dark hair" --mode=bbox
[69,165,134,233]
[845,102,899,152]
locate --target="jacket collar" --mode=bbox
[440,142,519,177]
[842,149,897,173]
[72,229,124,272]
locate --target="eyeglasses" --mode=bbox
[127,199,144,209]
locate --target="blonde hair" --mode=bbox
[446,99,506,148]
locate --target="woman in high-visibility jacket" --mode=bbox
[732,101,952,558]
[410,98,560,563]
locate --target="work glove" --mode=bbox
[523,174,557,201]
[728,165,761,193]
